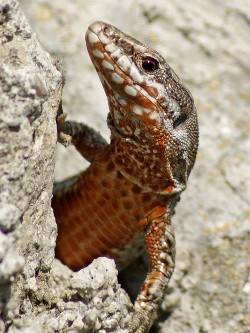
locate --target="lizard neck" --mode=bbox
[106,91,189,196]
[110,134,186,195]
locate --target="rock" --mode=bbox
[0,1,132,332]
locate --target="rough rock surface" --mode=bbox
[0,1,132,332]
[1,0,250,332]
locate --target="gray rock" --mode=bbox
[0,1,132,332]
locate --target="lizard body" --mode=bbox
[52,21,199,333]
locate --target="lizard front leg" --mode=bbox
[56,102,108,162]
[129,207,175,333]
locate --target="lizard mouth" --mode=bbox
[85,22,159,116]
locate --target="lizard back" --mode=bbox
[53,148,165,271]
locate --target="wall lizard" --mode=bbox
[52,21,199,333]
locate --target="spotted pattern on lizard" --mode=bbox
[52,21,199,333]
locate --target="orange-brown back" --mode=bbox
[52,153,162,271]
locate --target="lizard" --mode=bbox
[52,21,199,333]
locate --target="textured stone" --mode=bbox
[0,1,132,332]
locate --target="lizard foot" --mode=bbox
[56,112,72,147]
[128,308,155,333]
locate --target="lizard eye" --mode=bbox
[142,57,159,72]
[173,113,188,128]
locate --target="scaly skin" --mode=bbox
[52,21,199,333]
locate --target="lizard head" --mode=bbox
[86,21,198,195]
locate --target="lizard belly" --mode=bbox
[52,159,159,271]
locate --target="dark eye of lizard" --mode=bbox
[142,56,159,71]
[173,113,188,128]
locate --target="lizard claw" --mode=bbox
[56,112,72,147]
